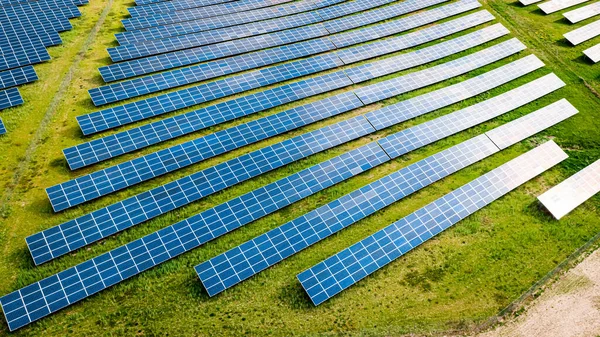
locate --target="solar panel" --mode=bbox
[329,0,481,47]
[564,1,600,23]
[298,141,568,305]
[354,38,526,104]
[117,0,358,45]
[122,0,342,31]
[0,87,23,110]
[538,159,600,219]
[0,65,37,89]
[110,0,397,60]
[0,3,73,33]
[0,41,51,72]
[136,0,232,6]
[0,118,6,134]
[100,0,458,82]
[59,36,519,211]
[193,77,567,296]
[8,100,576,332]
[539,0,591,14]
[1,0,80,20]
[129,0,291,18]
[94,7,489,105]
[584,42,600,62]
[520,0,543,5]
[0,12,67,46]
[125,0,294,29]
[77,23,507,166]
[34,54,545,264]
[564,19,600,45]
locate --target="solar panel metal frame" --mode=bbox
[520,0,543,5]
[538,159,600,219]
[564,19,600,45]
[563,1,600,23]
[298,141,568,305]
[584,42,600,62]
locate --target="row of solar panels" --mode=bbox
[520,0,600,63]
[0,0,88,134]
[0,0,592,332]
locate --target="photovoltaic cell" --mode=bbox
[538,159,600,219]
[0,66,37,89]
[564,1,600,23]
[129,0,290,18]
[95,5,486,105]
[58,36,518,211]
[298,141,567,305]
[539,0,590,14]
[135,0,232,7]
[0,43,50,72]
[74,23,507,168]
[0,118,5,134]
[34,54,545,264]
[564,19,600,45]
[0,87,23,110]
[584,43,600,62]
[122,0,342,31]
[124,0,294,29]
[329,0,481,47]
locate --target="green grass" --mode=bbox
[1,0,600,335]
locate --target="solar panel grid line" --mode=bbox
[539,0,591,14]
[34,54,545,264]
[135,0,233,6]
[0,12,69,44]
[75,22,507,168]
[194,76,566,296]
[0,0,80,19]
[564,19,600,45]
[97,5,486,106]
[0,24,62,48]
[100,23,330,81]
[0,5,73,33]
[128,0,293,18]
[0,39,48,60]
[538,159,600,219]
[378,73,566,158]
[0,87,23,110]
[345,24,511,84]
[3,142,390,332]
[486,98,578,150]
[0,42,51,71]
[124,0,294,29]
[564,1,600,23]
[36,116,376,261]
[92,38,335,105]
[328,0,479,47]
[82,54,348,136]
[108,20,331,62]
[116,0,349,45]
[122,0,339,31]
[0,118,6,134]
[60,33,519,211]
[0,65,37,89]
[584,42,600,62]
[102,0,465,82]
[354,38,526,104]
[298,141,568,305]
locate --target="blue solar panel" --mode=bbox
[76,23,507,168]
[83,55,346,135]
[122,0,341,31]
[0,4,73,32]
[1,0,80,20]
[94,9,491,106]
[298,141,567,305]
[0,87,23,110]
[36,53,543,264]
[129,0,292,18]
[100,23,328,81]
[0,13,67,46]
[38,116,374,258]
[135,0,232,7]
[0,118,6,134]
[93,38,335,104]
[193,74,565,296]
[62,33,513,210]
[4,98,577,332]
[120,0,395,46]
[0,41,51,71]
[329,0,481,48]
[0,65,37,89]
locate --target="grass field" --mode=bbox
[0,0,599,335]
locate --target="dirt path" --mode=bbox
[477,249,600,337]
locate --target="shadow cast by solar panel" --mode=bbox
[554,17,574,25]
[277,281,314,310]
